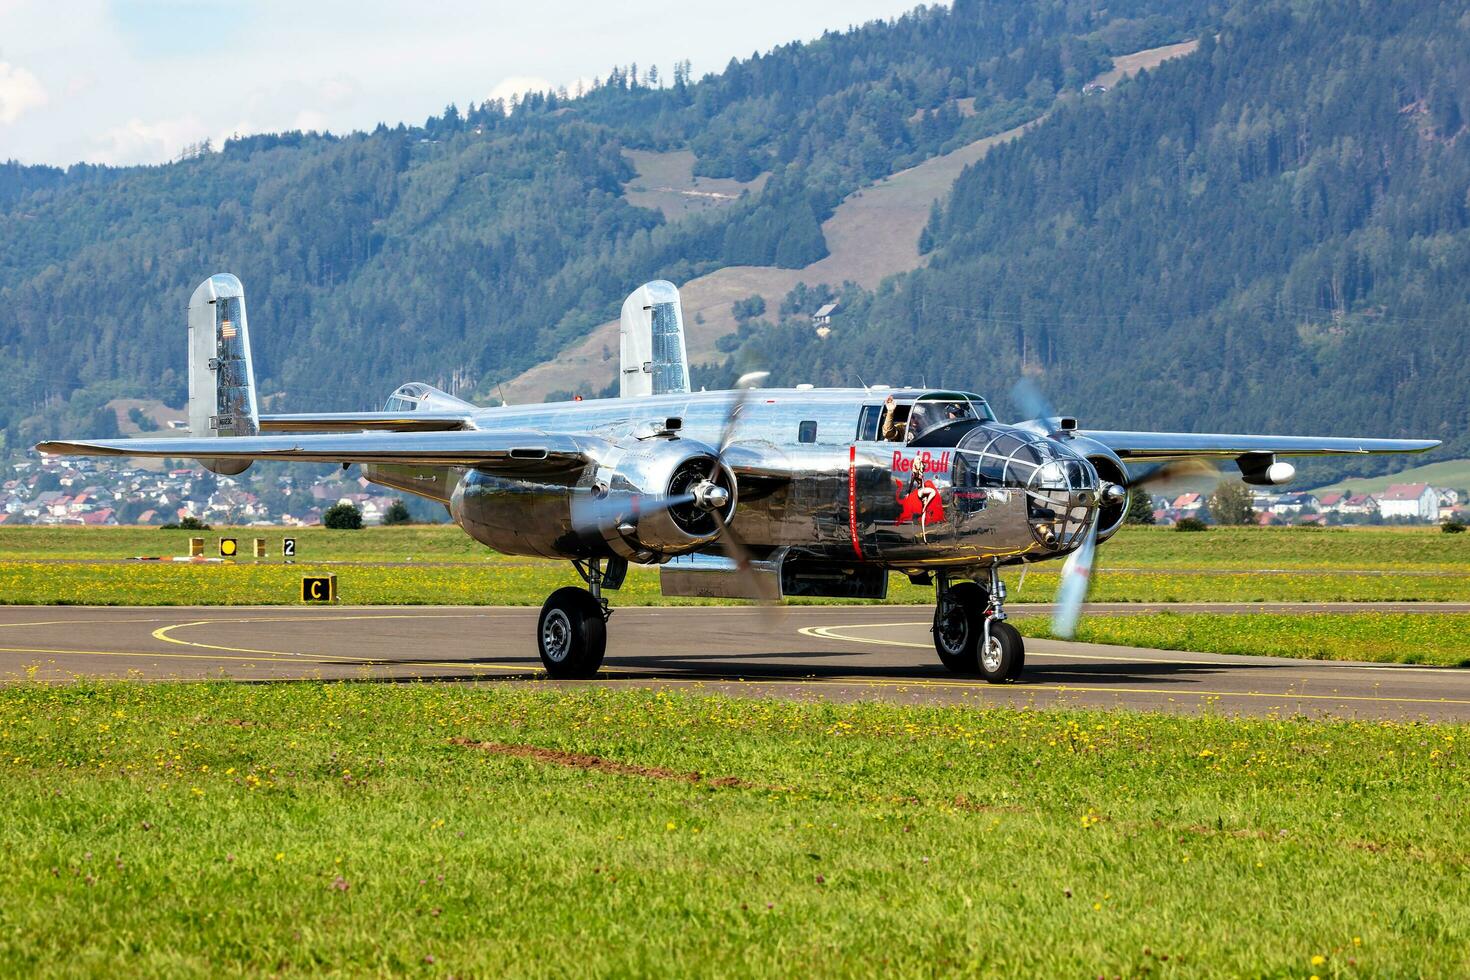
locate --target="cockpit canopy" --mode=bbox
[383,382,476,414]
[868,390,995,444]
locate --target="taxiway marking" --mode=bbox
[150,621,535,673]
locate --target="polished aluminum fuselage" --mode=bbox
[365,387,1099,573]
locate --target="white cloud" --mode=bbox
[487,75,556,104]
[0,0,928,164]
[0,61,46,123]
[85,114,210,165]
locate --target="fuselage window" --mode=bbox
[856,405,883,441]
[798,420,818,444]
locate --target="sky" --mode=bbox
[0,0,930,167]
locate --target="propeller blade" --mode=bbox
[1127,458,1223,496]
[1011,377,1059,428]
[573,489,696,538]
[1050,515,1098,640]
[711,370,770,479]
[711,508,781,608]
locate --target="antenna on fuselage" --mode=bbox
[856,374,870,394]
[498,383,510,407]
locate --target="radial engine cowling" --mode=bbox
[574,439,737,562]
[1067,436,1129,543]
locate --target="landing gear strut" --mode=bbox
[536,557,624,679]
[932,568,1025,683]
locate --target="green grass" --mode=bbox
[1015,612,1470,666]
[0,525,1466,606]
[1312,457,1470,496]
[0,683,1464,976]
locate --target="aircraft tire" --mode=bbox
[986,620,1025,684]
[932,581,988,673]
[537,587,607,679]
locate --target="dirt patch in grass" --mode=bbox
[450,737,752,787]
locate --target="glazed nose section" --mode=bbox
[1027,456,1102,551]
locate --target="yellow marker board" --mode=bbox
[301,575,337,602]
[219,537,238,558]
[253,538,267,558]
[189,537,204,557]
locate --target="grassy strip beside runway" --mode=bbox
[1014,612,1470,667]
[2,523,1467,568]
[1,558,1469,606]
[0,683,1464,975]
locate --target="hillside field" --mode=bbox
[1312,458,1470,496]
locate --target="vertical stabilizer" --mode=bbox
[187,273,259,474]
[619,280,690,398]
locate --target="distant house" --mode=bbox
[1171,493,1203,516]
[812,302,839,327]
[1377,483,1438,521]
[1316,491,1346,512]
[1339,493,1379,517]
[1269,493,1318,516]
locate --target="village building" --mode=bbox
[1377,483,1439,522]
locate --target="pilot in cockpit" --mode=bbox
[905,399,974,442]
[881,395,909,442]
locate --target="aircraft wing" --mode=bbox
[1075,430,1440,462]
[36,430,603,478]
[258,412,472,433]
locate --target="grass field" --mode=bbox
[1016,612,1470,667]
[0,683,1464,976]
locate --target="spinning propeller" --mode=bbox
[706,371,781,604]
[574,370,778,606]
[1011,380,1221,639]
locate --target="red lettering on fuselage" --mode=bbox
[890,450,950,475]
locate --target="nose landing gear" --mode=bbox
[536,558,624,678]
[932,569,1025,683]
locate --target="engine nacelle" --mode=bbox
[453,437,735,561]
[579,439,737,561]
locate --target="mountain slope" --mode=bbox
[504,40,1200,402]
[736,0,1470,482]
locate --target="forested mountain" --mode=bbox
[0,0,1217,452]
[739,0,1470,480]
[3,0,1466,484]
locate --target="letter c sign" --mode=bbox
[301,575,337,603]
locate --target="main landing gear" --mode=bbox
[536,558,625,679]
[932,568,1024,683]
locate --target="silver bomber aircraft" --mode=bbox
[38,275,1439,680]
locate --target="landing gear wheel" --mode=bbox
[537,587,607,679]
[981,620,1024,685]
[933,581,987,674]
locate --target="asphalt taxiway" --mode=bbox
[3,603,1469,720]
